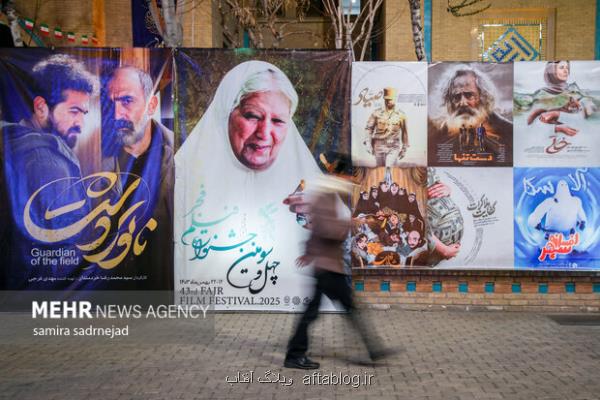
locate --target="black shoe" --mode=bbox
[284,356,320,370]
[369,347,401,362]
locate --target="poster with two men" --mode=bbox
[0,48,174,291]
[0,49,352,311]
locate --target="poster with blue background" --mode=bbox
[514,168,600,269]
[0,48,174,291]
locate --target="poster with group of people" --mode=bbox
[351,61,599,270]
[1,51,599,311]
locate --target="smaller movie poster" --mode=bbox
[428,62,513,166]
[352,62,427,168]
[514,168,600,270]
[350,167,428,268]
[514,61,600,167]
[428,167,514,269]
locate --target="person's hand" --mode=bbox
[283,193,312,229]
[283,193,310,215]
[363,140,373,154]
[428,182,451,198]
[539,110,560,124]
[440,243,460,259]
[398,146,406,159]
[555,124,579,136]
[434,237,460,259]
[295,255,312,268]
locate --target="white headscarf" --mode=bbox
[174,61,323,309]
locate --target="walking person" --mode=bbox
[476,122,486,152]
[458,124,467,152]
[468,124,476,151]
[283,154,394,369]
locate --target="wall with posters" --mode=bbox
[350,60,600,275]
[1,52,599,311]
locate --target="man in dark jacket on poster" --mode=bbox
[102,65,174,291]
[1,54,97,289]
[282,155,395,369]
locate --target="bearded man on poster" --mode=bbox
[101,65,174,290]
[429,68,512,157]
[1,54,97,289]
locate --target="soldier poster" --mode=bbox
[351,62,427,168]
[428,62,513,166]
[174,50,351,310]
[514,61,600,167]
[0,48,174,291]
[427,167,514,269]
[350,167,428,268]
[514,168,600,270]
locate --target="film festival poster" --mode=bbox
[513,61,600,167]
[350,167,429,268]
[514,168,600,270]
[426,167,514,269]
[428,62,513,167]
[351,62,427,168]
[174,50,351,311]
[0,48,175,291]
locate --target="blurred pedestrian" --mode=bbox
[283,154,395,369]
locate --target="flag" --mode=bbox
[39,24,50,36]
[67,32,75,42]
[81,35,89,45]
[54,27,63,39]
[91,36,98,45]
[24,18,34,30]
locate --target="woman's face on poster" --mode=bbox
[556,61,570,82]
[357,235,367,249]
[228,90,291,170]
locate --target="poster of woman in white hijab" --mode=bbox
[514,61,600,167]
[351,62,427,168]
[428,168,514,269]
[428,62,513,166]
[514,168,600,269]
[174,50,351,310]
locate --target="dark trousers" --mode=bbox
[286,270,380,359]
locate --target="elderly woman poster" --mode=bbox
[174,52,351,310]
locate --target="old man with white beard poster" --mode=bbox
[428,62,513,166]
